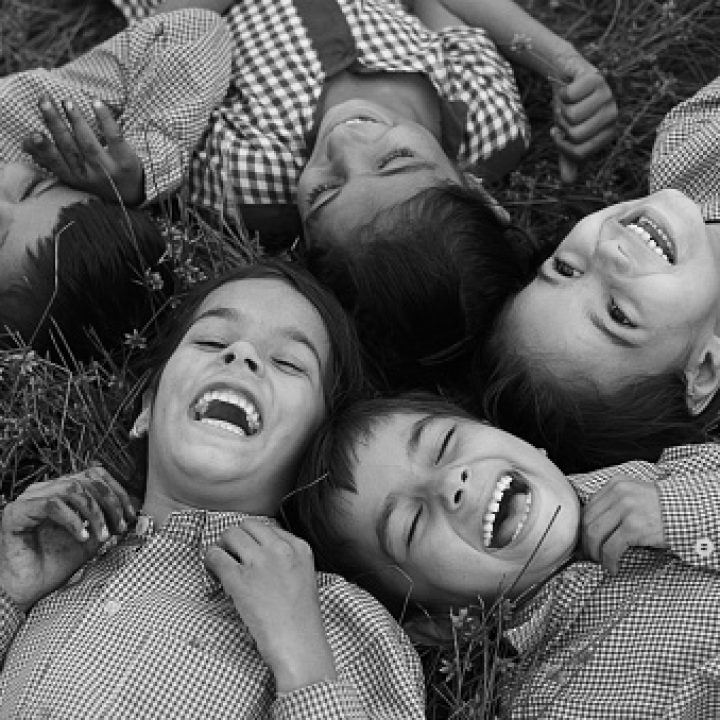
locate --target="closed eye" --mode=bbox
[552,257,581,278]
[275,358,305,374]
[196,339,227,350]
[306,181,340,211]
[436,426,456,464]
[378,148,414,169]
[407,506,422,547]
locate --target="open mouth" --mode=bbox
[622,214,675,264]
[192,388,262,437]
[482,471,532,549]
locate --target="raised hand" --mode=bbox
[205,520,337,693]
[22,95,145,205]
[582,475,667,576]
[549,54,618,183]
[0,467,136,613]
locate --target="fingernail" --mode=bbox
[99,525,109,541]
[40,100,52,112]
[64,100,74,112]
[118,518,127,532]
[92,99,104,110]
[80,528,90,541]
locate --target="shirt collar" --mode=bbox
[131,509,278,594]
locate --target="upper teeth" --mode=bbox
[482,473,532,548]
[342,116,377,126]
[193,388,261,436]
[626,216,672,263]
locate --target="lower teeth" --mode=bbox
[200,418,246,436]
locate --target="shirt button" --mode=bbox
[695,538,715,559]
[103,599,122,616]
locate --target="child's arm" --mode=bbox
[411,0,617,182]
[205,520,426,718]
[8,9,231,205]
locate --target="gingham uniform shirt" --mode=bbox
[502,443,720,719]
[0,9,232,204]
[111,0,528,221]
[650,76,720,222]
[0,510,425,719]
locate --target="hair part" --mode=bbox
[303,184,537,395]
[286,393,475,616]
[474,306,720,473]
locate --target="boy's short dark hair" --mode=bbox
[286,393,474,615]
[473,309,720,473]
[303,184,536,395]
[0,199,173,362]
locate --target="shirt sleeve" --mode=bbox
[271,576,426,719]
[0,586,25,664]
[649,76,720,221]
[0,8,232,204]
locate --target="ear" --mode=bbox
[685,335,720,416]
[402,611,454,646]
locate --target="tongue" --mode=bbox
[492,493,528,548]
[202,400,252,434]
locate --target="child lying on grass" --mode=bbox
[0,8,231,359]
[289,394,720,718]
[0,261,425,718]
[473,75,720,473]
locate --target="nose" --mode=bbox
[439,465,470,513]
[595,233,633,276]
[325,124,381,173]
[220,340,264,375]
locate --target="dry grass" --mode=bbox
[1,0,718,717]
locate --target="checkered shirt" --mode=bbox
[501,442,720,719]
[110,0,528,216]
[0,9,232,204]
[650,76,720,222]
[0,510,425,719]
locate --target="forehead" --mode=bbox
[307,166,459,243]
[194,276,330,343]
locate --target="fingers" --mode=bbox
[551,123,616,164]
[581,477,667,575]
[36,96,90,180]
[6,467,135,543]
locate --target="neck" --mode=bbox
[319,71,442,138]
[141,489,192,527]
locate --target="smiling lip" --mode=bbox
[190,382,262,437]
[482,470,533,551]
[318,103,389,144]
[621,209,676,263]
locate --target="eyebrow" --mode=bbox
[305,162,438,224]
[376,493,399,560]
[193,306,324,369]
[374,415,435,559]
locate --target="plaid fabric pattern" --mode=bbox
[650,76,720,221]
[0,510,425,719]
[502,443,720,719]
[0,10,232,204]
[110,0,528,214]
